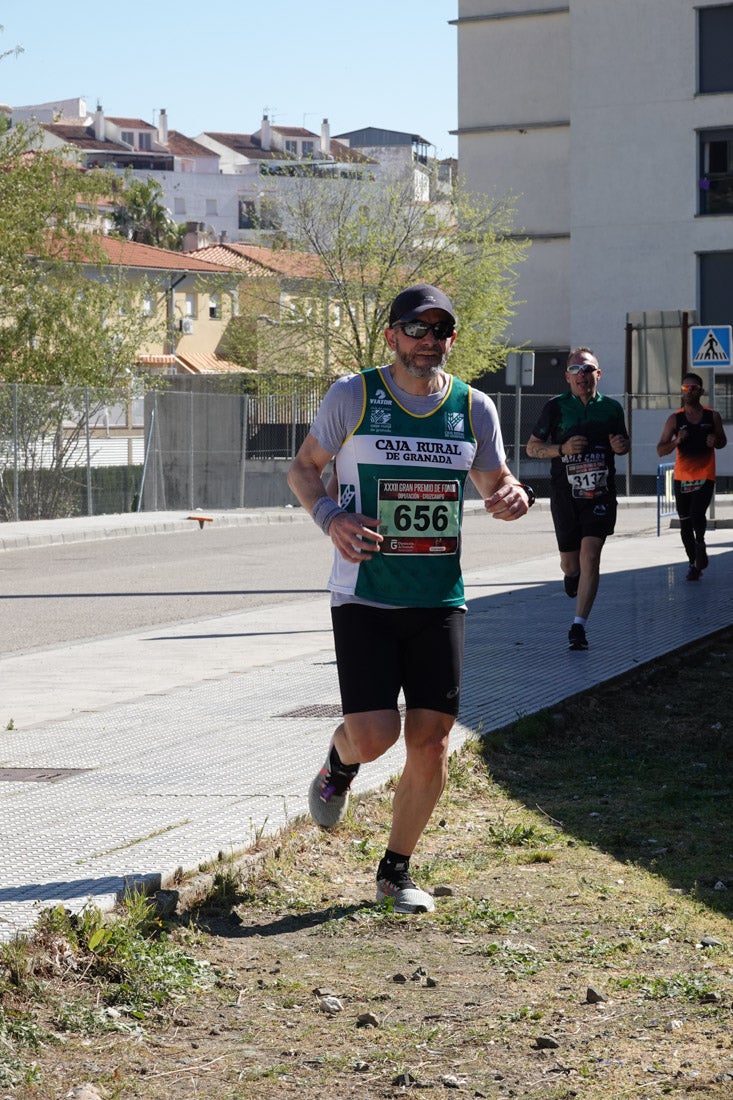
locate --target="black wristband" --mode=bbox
[518,483,536,507]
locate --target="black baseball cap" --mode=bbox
[388,284,455,327]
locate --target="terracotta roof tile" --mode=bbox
[176,351,254,374]
[190,243,328,280]
[167,130,217,158]
[94,236,233,272]
[107,117,156,130]
[202,132,279,160]
[201,131,373,164]
[272,126,316,138]
[42,124,129,152]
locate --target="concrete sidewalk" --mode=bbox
[1,505,732,941]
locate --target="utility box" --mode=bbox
[505,351,535,386]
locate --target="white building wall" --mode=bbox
[456,0,733,393]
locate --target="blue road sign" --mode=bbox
[690,325,732,369]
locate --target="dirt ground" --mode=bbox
[7,629,733,1100]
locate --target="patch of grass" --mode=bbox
[616,972,719,1002]
[433,895,519,934]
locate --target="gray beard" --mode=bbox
[396,347,449,379]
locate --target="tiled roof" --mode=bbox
[167,130,217,158]
[42,124,130,152]
[201,131,373,164]
[272,126,316,138]
[326,140,374,163]
[94,236,233,273]
[176,351,254,374]
[190,243,328,280]
[202,132,279,160]
[107,117,156,130]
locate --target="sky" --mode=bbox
[0,1,459,159]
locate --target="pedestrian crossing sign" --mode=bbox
[690,325,732,370]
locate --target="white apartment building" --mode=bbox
[454,0,733,416]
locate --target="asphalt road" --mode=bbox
[0,505,657,658]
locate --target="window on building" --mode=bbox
[185,294,197,318]
[699,129,733,213]
[138,132,152,151]
[238,199,256,228]
[699,5,733,93]
[209,295,219,319]
[284,140,298,156]
[205,198,218,216]
[174,196,186,215]
[142,292,154,317]
[699,251,733,363]
[302,140,314,157]
[121,131,134,146]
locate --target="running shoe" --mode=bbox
[376,859,435,914]
[694,542,709,571]
[308,742,359,829]
[686,565,701,582]
[568,623,588,651]
[563,572,580,598]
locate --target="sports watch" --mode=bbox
[518,483,536,507]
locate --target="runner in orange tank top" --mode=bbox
[657,373,727,580]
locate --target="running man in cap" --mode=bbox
[287,283,534,913]
[526,347,629,651]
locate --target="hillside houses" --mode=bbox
[14,97,448,250]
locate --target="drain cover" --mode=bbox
[0,767,91,783]
[276,703,406,718]
[276,704,343,718]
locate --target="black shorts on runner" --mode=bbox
[330,604,466,717]
[550,492,617,553]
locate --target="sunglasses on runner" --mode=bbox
[681,383,701,391]
[566,364,598,375]
[393,319,455,341]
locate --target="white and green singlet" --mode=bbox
[329,366,478,607]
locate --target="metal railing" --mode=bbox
[656,462,676,536]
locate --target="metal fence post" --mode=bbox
[137,398,156,512]
[189,391,195,510]
[239,393,248,508]
[84,386,93,516]
[514,383,522,480]
[624,392,631,498]
[12,383,19,520]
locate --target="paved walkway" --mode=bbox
[1,503,732,941]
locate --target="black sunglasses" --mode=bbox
[394,319,455,341]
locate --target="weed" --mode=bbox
[487,820,555,847]
[434,895,518,933]
[0,937,34,990]
[617,972,719,1002]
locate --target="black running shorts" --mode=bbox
[330,604,466,717]
[550,492,617,553]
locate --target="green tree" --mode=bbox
[0,124,161,386]
[247,175,528,381]
[112,176,184,251]
[0,125,163,519]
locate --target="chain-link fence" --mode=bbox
[2,380,730,520]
